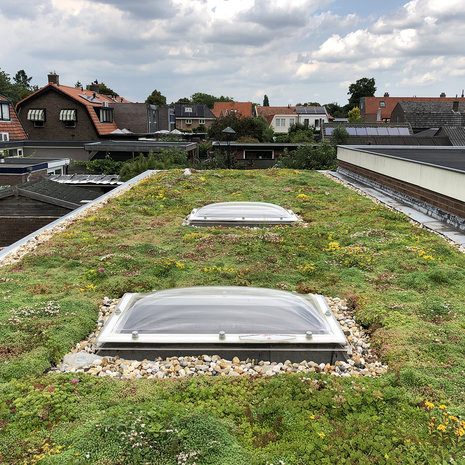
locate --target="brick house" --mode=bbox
[16,73,131,141]
[173,104,216,130]
[0,95,27,142]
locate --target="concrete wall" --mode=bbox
[337,146,465,203]
[337,147,465,222]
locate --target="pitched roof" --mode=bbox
[361,96,465,120]
[395,101,465,128]
[0,95,27,140]
[16,84,131,136]
[173,104,216,119]
[437,126,465,146]
[0,177,101,208]
[212,102,253,118]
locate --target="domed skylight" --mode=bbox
[184,202,300,226]
[96,287,347,363]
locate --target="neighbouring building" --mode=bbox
[0,95,27,142]
[0,177,100,246]
[0,157,70,186]
[173,104,216,130]
[255,105,329,133]
[390,101,465,132]
[212,102,253,119]
[360,93,465,122]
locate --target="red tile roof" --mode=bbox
[362,96,465,121]
[212,102,253,118]
[255,106,297,125]
[0,95,27,140]
[16,84,131,136]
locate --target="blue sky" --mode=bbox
[1,0,465,106]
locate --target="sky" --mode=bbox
[2,0,465,106]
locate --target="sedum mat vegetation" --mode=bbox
[1,169,465,464]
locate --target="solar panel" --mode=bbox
[346,128,357,135]
[366,127,378,135]
[377,127,388,135]
[387,128,400,136]
[355,128,367,136]
[325,128,334,135]
[398,128,410,135]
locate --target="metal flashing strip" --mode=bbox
[0,170,157,265]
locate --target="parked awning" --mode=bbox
[27,109,45,121]
[59,109,76,121]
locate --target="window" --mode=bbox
[27,109,46,127]
[276,118,281,127]
[60,109,77,128]
[185,201,300,227]
[281,118,286,126]
[380,101,385,108]
[186,119,192,125]
[315,119,320,128]
[199,119,205,124]
[0,102,10,121]
[289,118,295,126]
[95,286,348,363]
[98,108,113,123]
[184,107,192,113]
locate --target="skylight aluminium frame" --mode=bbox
[184,201,300,227]
[95,287,348,363]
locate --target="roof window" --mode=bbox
[184,201,300,227]
[95,286,348,363]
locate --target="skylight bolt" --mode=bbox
[115,308,121,315]
[306,331,313,339]
[131,331,139,339]
[219,330,226,339]
[325,309,332,317]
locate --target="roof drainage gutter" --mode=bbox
[0,170,156,266]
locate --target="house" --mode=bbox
[110,102,174,133]
[0,156,70,186]
[390,101,465,132]
[360,93,465,122]
[255,105,329,133]
[15,73,131,141]
[212,102,253,119]
[173,104,216,130]
[322,122,451,146]
[0,177,100,246]
[0,95,27,142]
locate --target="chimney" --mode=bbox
[440,92,446,97]
[462,89,464,98]
[89,80,99,93]
[384,92,389,97]
[48,72,59,85]
[453,100,459,112]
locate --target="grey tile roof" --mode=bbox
[173,104,216,119]
[436,126,465,146]
[18,178,101,206]
[397,101,465,128]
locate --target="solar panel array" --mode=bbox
[325,127,410,136]
[296,107,325,114]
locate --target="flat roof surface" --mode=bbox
[343,146,465,173]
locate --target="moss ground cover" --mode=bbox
[1,169,465,463]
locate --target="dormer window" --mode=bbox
[98,108,113,123]
[0,102,10,121]
[380,101,385,108]
[184,107,192,113]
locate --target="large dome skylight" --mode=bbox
[184,202,300,226]
[96,287,347,363]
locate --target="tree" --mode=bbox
[0,68,37,104]
[86,81,119,96]
[288,122,314,143]
[277,141,336,170]
[263,95,270,106]
[347,77,376,109]
[146,89,167,106]
[190,92,234,109]
[207,114,272,142]
[348,107,363,122]
[324,102,347,119]
[75,81,83,89]
[13,70,33,90]
[330,126,349,145]
[176,97,191,104]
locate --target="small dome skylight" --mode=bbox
[96,287,347,363]
[184,202,300,226]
